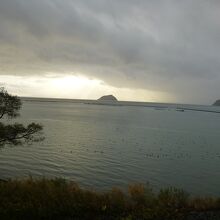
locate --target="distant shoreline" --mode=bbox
[21,97,220,114]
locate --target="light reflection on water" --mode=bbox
[0,100,220,196]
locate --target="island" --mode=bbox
[84,95,119,106]
[98,95,118,101]
[213,100,220,106]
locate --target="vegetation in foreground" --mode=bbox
[0,87,43,147]
[0,178,219,220]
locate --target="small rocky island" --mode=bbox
[84,95,118,106]
[98,95,118,101]
[213,100,220,106]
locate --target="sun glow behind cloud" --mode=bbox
[50,75,103,98]
[0,74,174,102]
[1,1,220,104]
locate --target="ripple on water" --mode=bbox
[0,102,220,196]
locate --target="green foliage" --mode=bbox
[0,122,43,146]
[0,87,21,119]
[0,88,43,147]
[0,178,219,220]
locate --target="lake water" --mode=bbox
[0,99,220,196]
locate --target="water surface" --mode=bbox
[0,100,220,195]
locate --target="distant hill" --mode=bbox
[213,100,220,106]
[98,95,118,101]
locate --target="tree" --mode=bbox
[0,88,43,146]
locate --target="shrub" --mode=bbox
[0,178,219,220]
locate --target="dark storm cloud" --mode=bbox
[0,0,220,103]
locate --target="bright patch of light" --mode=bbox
[49,75,104,99]
[51,75,101,90]
[0,74,175,102]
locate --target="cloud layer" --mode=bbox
[0,0,220,104]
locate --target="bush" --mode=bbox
[0,178,219,220]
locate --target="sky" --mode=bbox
[0,0,220,104]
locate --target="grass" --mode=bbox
[0,178,219,219]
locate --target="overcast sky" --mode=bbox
[0,0,220,104]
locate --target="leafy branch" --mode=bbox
[0,87,44,147]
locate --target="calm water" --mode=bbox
[0,100,220,196]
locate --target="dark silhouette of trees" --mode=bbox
[0,88,43,146]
